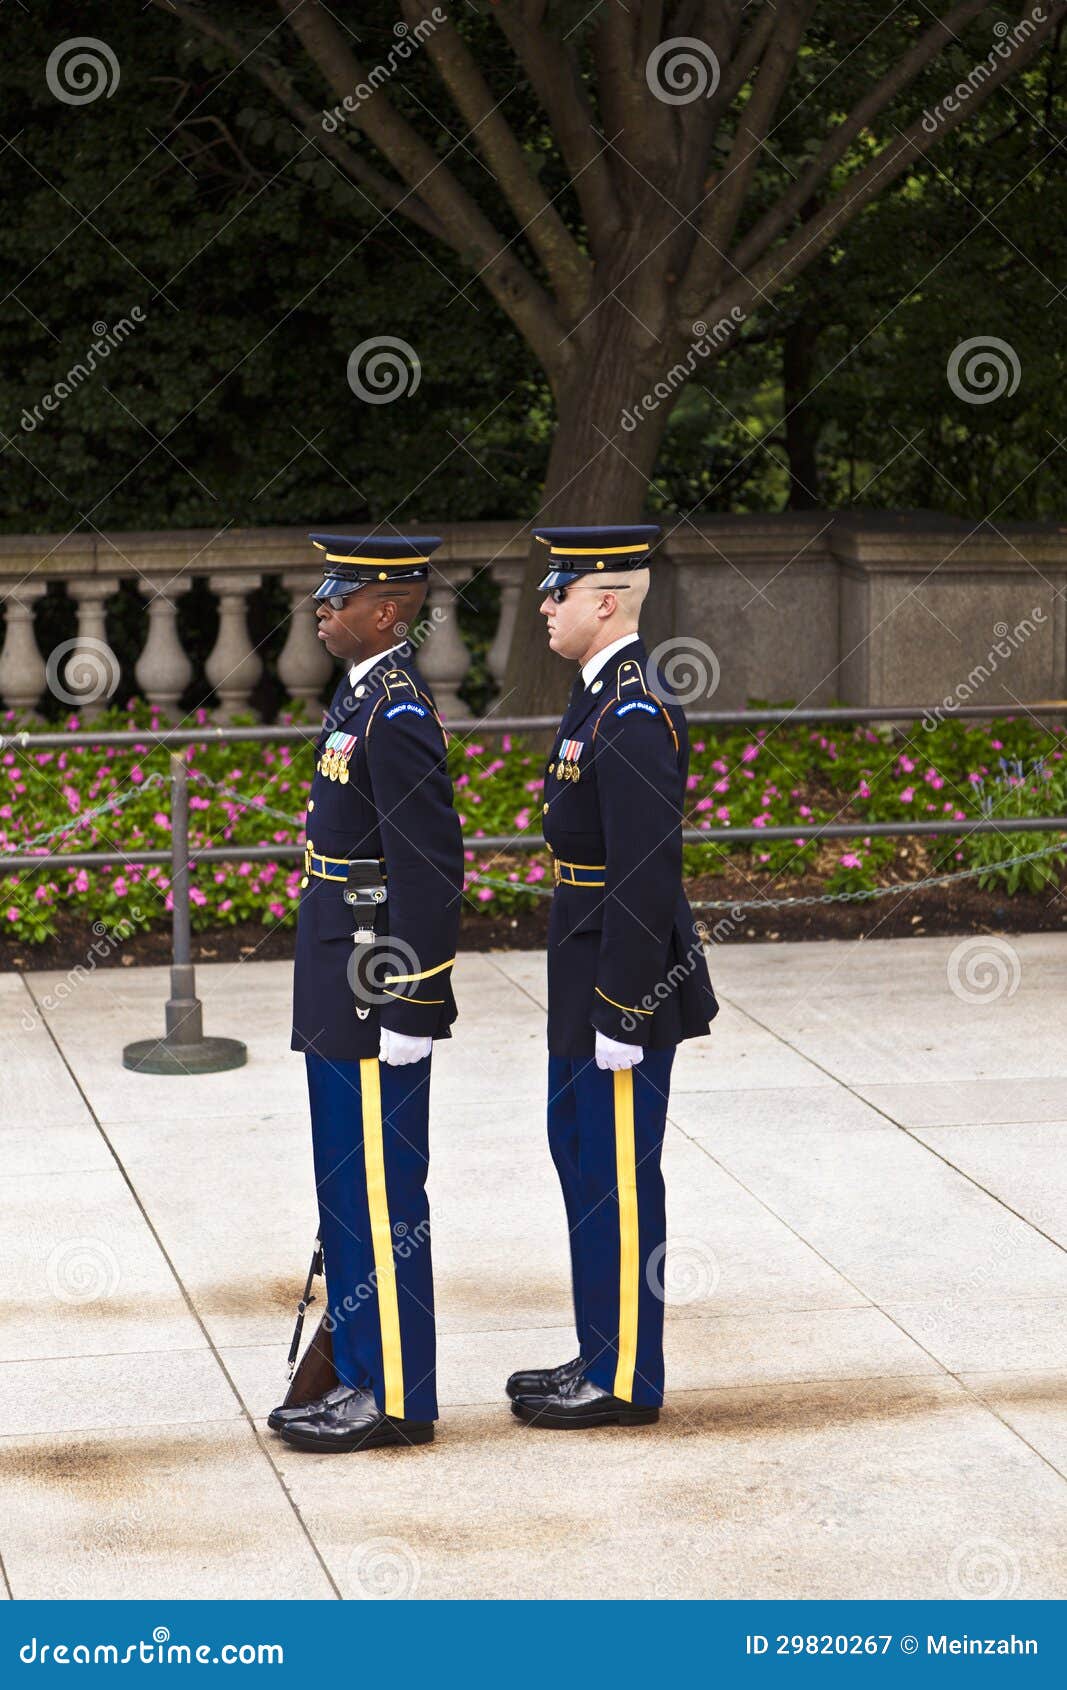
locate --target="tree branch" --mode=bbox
[731,0,993,275]
[151,0,460,240]
[493,1,624,251]
[267,0,569,373]
[691,0,1066,332]
[676,0,814,320]
[397,0,592,318]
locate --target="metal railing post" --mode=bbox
[122,749,247,1075]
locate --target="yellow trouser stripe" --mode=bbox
[359,1057,405,1418]
[612,1068,639,1403]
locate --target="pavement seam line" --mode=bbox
[16,970,343,1601]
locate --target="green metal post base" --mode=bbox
[122,1035,248,1074]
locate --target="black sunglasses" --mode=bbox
[321,584,367,611]
[547,583,632,605]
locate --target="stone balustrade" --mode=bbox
[0,513,1065,721]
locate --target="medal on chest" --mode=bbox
[555,738,584,783]
[317,730,357,783]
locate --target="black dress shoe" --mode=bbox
[277,1386,434,1453]
[505,1353,585,1402]
[267,1382,363,1432]
[511,1370,659,1429]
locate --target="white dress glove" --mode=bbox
[379,1027,432,1066]
[595,1031,644,1071]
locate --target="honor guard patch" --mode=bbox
[384,701,428,720]
[616,700,658,717]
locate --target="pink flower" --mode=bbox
[740,743,759,763]
[512,808,531,831]
[6,907,18,922]
[74,870,89,892]
[695,797,713,812]
[113,876,128,897]
[130,765,144,785]
[153,812,170,829]
[269,901,285,918]
[501,735,512,753]
[840,852,863,868]
[525,864,546,883]
[900,786,914,803]
[219,898,233,913]
[477,886,494,902]
[716,806,730,821]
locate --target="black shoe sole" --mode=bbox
[278,1421,434,1452]
[510,1400,659,1429]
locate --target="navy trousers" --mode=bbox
[305,1051,437,1422]
[546,1047,676,1408]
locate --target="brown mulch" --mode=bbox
[2,861,1064,972]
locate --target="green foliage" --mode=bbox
[3,702,1063,943]
[961,756,1067,892]
[3,3,1065,531]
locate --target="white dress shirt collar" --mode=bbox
[348,641,406,690]
[580,631,640,690]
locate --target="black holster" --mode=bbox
[343,857,388,1018]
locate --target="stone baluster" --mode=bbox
[205,572,262,723]
[486,558,525,704]
[418,567,472,720]
[278,569,332,708]
[136,577,194,716]
[64,577,121,718]
[0,579,48,717]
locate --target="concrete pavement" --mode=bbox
[1,933,1065,1599]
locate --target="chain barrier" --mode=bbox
[2,771,167,856]
[465,836,1067,909]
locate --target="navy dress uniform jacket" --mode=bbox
[291,648,463,1061]
[541,637,718,1057]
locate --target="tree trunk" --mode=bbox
[783,315,821,510]
[501,350,674,718]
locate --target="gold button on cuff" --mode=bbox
[307,799,315,812]
[543,802,549,813]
